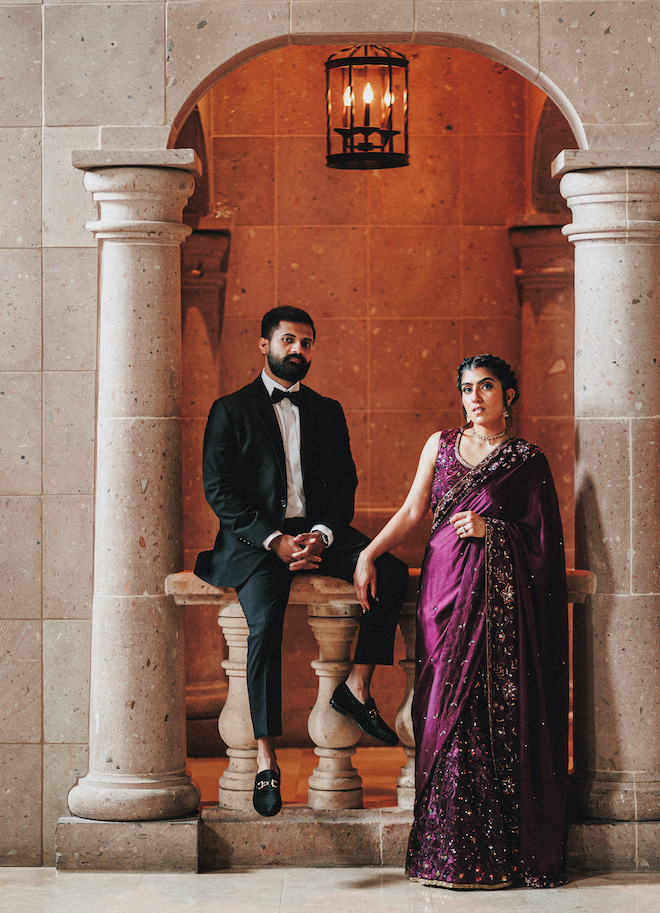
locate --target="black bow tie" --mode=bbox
[271,388,303,406]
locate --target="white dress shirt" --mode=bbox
[260,370,333,550]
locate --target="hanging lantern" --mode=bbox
[325,45,409,170]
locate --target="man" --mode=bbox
[195,306,409,817]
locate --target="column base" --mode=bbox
[569,772,660,821]
[566,818,660,873]
[67,772,201,821]
[55,815,200,871]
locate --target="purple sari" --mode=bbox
[406,430,568,889]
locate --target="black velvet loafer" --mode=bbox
[253,768,282,817]
[329,682,398,746]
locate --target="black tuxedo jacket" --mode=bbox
[194,376,359,588]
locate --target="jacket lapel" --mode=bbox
[298,386,318,477]
[247,377,287,483]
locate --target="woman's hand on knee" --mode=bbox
[354,552,377,613]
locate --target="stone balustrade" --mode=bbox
[166,571,420,811]
[165,567,596,812]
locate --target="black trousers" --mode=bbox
[235,524,409,739]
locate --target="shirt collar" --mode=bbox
[261,369,301,398]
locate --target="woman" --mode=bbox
[354,355,568,889]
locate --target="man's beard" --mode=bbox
[267,352,311,383]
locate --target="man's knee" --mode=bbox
[375,552,409,596]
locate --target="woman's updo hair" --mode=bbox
[456,354,519,405]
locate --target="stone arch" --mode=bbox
[173,35,582,752]
[169,31,583,523]
[166,32,587,152]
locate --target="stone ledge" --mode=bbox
[55,815,201,872]
[200,805,413,871]
[200,810,660,873]
[53,810,660,873]
[166,569,421,612]
[166,567,595,606]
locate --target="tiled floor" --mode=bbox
[5,750,660,911]
[2,868,660,913]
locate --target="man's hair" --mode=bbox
[261,307,316,341]
[456,354,520,405]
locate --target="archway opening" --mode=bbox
[175,43,578,761]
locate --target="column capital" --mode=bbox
[72,149,200,242]
[72,148,201,177]
[552,149,660,178]
[557,164,660,245]
[77,166,197,245]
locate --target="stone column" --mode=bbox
[67,152,201,820]
[556,154,660,822]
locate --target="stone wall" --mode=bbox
[1,0,658,866]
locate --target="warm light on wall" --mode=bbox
[325,45,409,170]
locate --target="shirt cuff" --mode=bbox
[263,531,283,550]
[310,525,333,547]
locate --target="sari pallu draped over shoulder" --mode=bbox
[413,431,569,884]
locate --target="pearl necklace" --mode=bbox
[471,428,508,443]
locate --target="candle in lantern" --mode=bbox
[363,82,374,126]
[382,89,394,129]
[342,85,352,128]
